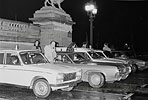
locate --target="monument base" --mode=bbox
[29,6,74,47]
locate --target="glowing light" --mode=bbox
[92,8,97,14]
[85,2,97,15]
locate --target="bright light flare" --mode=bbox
[92,8,97,14]
[85,3,97,15]
[85,4,95,11]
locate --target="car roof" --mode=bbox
[0,49,38,53]
[93,49,104,53]
[74,48,92,52]
[56,47,92,52]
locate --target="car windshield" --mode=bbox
[103,51,114,58]
[68,52,91,64]
[20,51,48,64]
[104,51,132,59]
[88,51,104,59]
[95,52,106,59]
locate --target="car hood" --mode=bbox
[87,59,127,68]
[92,58,124,65]
[113,57,145,65]
[27,63,79,73]
[106,58,129,64]
[127,58,145,65]
[57,62,118,71]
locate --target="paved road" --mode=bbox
[0,85,132,100]
[0,69,148,100]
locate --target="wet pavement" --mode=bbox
[0,85,132,100]
[0,69,148,100]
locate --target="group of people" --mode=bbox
[32,39,114,64]
[32,40,57,64]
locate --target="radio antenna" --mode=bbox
[15,13,19,50]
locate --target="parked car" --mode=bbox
[97,50,148,72]
[56,47,131,74]
[55,51,131,88]
[0,49,82,98]
[94,50,136,72]
[56,47,129,65]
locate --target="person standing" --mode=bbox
[44,41,57,63]
[82,42,88,48]
[66,42,77,52]
[103,43,111,52]
[32,40,42,53]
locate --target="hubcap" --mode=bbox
[35,81,48,96]
[91,74,101,85]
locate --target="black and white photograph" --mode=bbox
[0,0,148,100]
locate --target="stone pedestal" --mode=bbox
[29,6,74,48]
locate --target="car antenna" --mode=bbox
[15,14,19,50]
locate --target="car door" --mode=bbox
[2,51,25,85]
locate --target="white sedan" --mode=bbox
[56,52,131,88]
[0,50,82,98]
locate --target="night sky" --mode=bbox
[0,0,148,52]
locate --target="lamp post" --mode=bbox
[85,0,97,48]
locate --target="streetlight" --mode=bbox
[85,0,97,48]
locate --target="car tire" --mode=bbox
[33,79,51,98]
[88,72,105,88]
[61,87,73,91]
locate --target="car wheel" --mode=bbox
[88,72,105,88]
[33,79,51,98]
[61,87,73,91]
[131,64,138,73]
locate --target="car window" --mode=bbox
[68,53,90,64]
[112,51,128,59]
[0,53,4,64]
[95,52,106,58]
[103,51,114,58]
[20,51,48,64]
[79,52,90,60]
[88,51,101,59]
[6,53,20,65]
[56,54,72,63]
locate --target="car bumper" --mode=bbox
[50,80,82,90]
[115,72,130,81]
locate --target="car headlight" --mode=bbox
[76,70,82,79]
[117,65,126,74]
[56,73,64,83]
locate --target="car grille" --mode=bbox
[126,67,131,73]
[119,64,130,74]
[63,72,76,81]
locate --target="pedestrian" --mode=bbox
[44,40,57,63]
[32,40,42,53]
[103,43,111,52]
[55,41,59,47]
[82,42,88,48]
[89,45,92,49]
[66,42,77,52]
